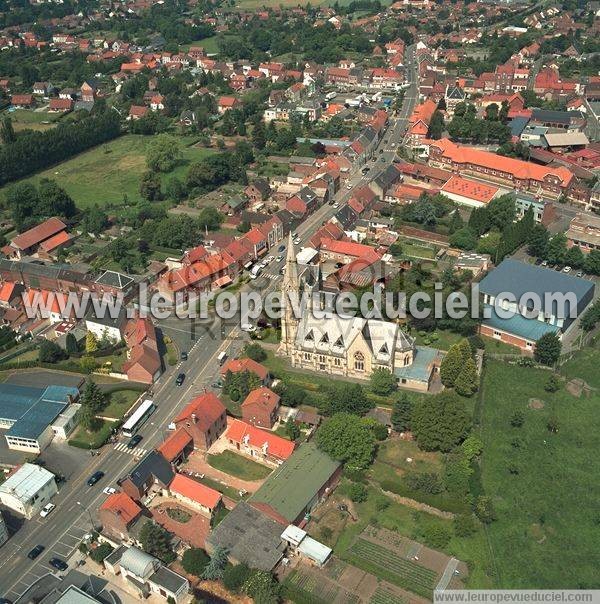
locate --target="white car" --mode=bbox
[276,255,283,262]
[267,255,274,263]
[40,503,56,518]
[563,266,571,273]
[241,323,257,333]
[102,487,117,495]
[346,183,352,190]
[293,237,301,245]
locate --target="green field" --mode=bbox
[0,134,214,208]
[207,450,272,481]
[101,388,141,419]
[480,357,600,587]
[6,109,62,132]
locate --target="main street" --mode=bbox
[0,65,419,599]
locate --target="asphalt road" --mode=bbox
[0,70,419,600]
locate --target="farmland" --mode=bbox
[0,134,214,209]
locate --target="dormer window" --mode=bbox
[334,336,344,348]
[305,330,314,342]
[379,343,389,356]
[320,332,329,344]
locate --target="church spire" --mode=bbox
[283,231,299,291]
[280,232,300,356]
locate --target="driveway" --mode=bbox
[150,498,210,548]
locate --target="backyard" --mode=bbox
[479,356,600,587]
[206,450,272,480]
[0,134,214,208]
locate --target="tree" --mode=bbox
[79,404,99,432]
[391,393,412,432]
[284,418,300,441]
[369,367,397,396]
[544,374,561,393]
[89,542,113,563]
[140,171,163,201]
[544,233,567,265]
[146,134,182,172]
[243,570,280,604]
[81,380,106,414]
[449,227,477,250]
[0,117,16,144]
[244,343,267,362]
[428,110,445,139]
[564,245,584,269]
[475,495,496,524]
[440,339,471,387]
[325,382,372,416]
[584,249,600,275]
[454,357,479,397]
[411,391,471,452]
[39,340,67,363]
[139,521,176,563]
[223,370,261,401]
[454,514,478,537]
[86,331,98,353]
[223,563,252,593]
[348,483,368,502]
[202,545,229,580]
[534,333,561,366]
[65,332,79,355]
[316,413,376,469]
[81,205,109,234]
[527,224,549,258]
[165,177,187,202]
[461,435,483,460]
[181,548,210,577]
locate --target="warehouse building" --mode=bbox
[0,463,58,519]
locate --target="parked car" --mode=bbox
[541,260,548,267]
[175,373,185,386]
[333,203,339,208]
[576,271,584,277]
[28,545,44,560]
[87,471,104,487]
[563,266,571,273]
[180,351,188,361]
[346,183,352,190]
[39,503,56,518]
[127,434,143,449]
[241,323,257,333]
[276,255,283,262]
[49,558,68,572]
[293,237,301,245]
[103,486,117,494]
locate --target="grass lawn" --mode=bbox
[196,474,243,501]
[206,450,272,481]
[0,134,214,208]
[68,418,117,449]
[399,239,437,260]
[6,109,62,132]
[479,358,600,587]
[102,388,141,419]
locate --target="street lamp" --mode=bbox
[77,501,95,532]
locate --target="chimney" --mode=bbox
[191,413,197,423]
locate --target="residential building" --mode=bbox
[225,418,295,465]
[122,317,161,384]
[157,427,193,465]
[168,473,222,521]
[0,463,58,519]
[566,213,600,252]
[478,259,595,351]
[172,392,227,450]
[118,451,175,501]
[440,175,501,208]
[220,357,270,384]
[99,492,144,541]
[241,387,280,429]
[85,306,126,343]
[3,218,69,260]
[104,546,189,603]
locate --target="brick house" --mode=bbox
[157,427,193,465]
[173,392,227,450]
[168,474,222,522]
[220,357,270,384]
[241,387,280,429]
[225,418,295,465]
[245,178,271,204]
[99,492,144,541]
[118,451,175,501]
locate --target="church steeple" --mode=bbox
[280,232,300,356]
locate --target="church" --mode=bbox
[278,234,439,392]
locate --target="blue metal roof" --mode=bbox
[0,384,77,441]
[482,304,560,342]
[394,346,438,383]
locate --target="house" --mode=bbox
[85,305,126,343]
[157,427,193,465]
[206,501,286,571]
[173,392,227,450]
[281,525,332,567]
[217,96,240,114]
[241,387,280,429]
[11,94,34,108]
[249,441,341,525]
[478,259,595,352]
[80,80,97,102]
[168,473,222,520]
[0,384,80,453]
[0,463,58,519]
[220,357,270,384]
[4,218,68,260]
[245,179,271,204]
[225,418,295,465]
[104,546,189,603]
[32,82,50,96]
[118,451,175,501]
[440,175,501,208]
[285,187,319,218]
[566,212,600,253]
[122,317,162,384]
[128,105,149,120]
[99,492,144,541]
[0,281,24,309]
[48,98,73,113]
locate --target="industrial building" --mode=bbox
[0,463,58,519]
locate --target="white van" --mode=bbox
[250,265,262,279]
[217,351,228,365]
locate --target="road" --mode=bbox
[0,68,419,600]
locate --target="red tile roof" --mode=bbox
[38,230,72,253]
[175,392,226,431]
[11,217,67,251]
[242,387,280,414]
[320,237,382,262]
[100,492,142,523]
[0,282,16,303]
[170,473,222,509]
[158,427,193,462]
[441,175,499,204]
[48,98,73,111]
[226,418,295,461]
[220,357,269,381]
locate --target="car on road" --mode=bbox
[333,203,339,208]
[39,503,56,518]
[361,167,370,173]
[103,486,117,494]
[175,373,185,386]
[278,244,286,253]
[293,237,301,245]
[280,266,286,275]
[292,232,298,238]
[276,255,283,262]
[180,351,188,361]
[267,255,274,263]
[49,558,68,572]
[127,434,143,449]
[28,545,45,560]
[87,471,104,487]
[346,183,352,189]
[241,323,257,333]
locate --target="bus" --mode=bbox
[122,399,156,437]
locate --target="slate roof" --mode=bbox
[123,451,174,489]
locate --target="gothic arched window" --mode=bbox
[354,351,365,371]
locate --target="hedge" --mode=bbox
[379,479,470,515]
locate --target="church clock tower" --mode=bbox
[279,232,300,356]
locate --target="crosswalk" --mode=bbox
[113,442,148,457]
